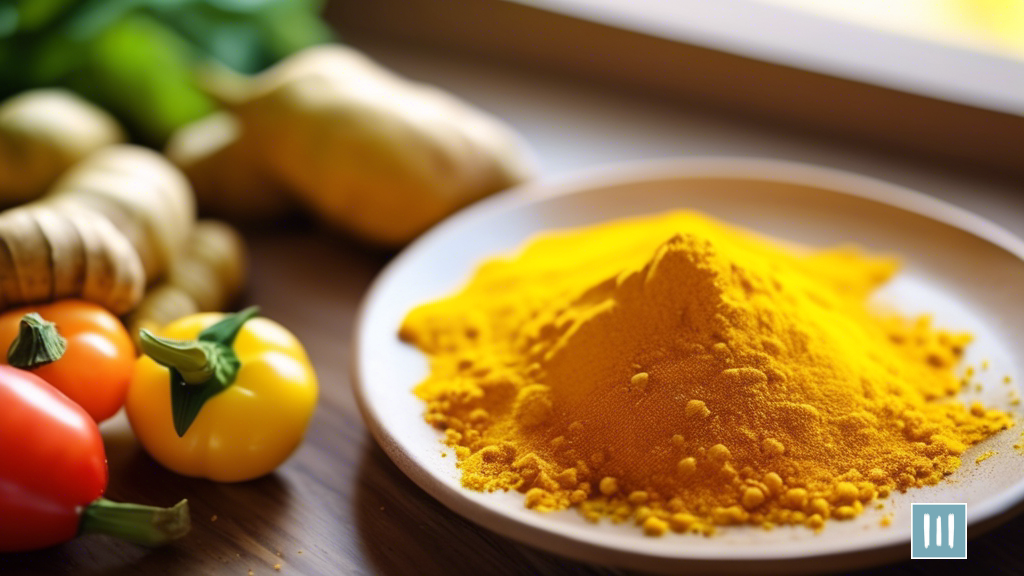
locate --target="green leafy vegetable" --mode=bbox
[0,0,333,144]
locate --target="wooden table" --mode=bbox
[3,39,1024,576]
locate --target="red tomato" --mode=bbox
[0,300,135,422]
[0,365,107,552]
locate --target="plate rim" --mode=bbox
[351,156,1024,570]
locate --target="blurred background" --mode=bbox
[3,0,1021,178]
[331,0,1024,180]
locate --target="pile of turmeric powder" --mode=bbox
[400,211,1012,535]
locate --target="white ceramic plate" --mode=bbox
[352,158,1024,574]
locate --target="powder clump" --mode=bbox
[400,211,1011,534]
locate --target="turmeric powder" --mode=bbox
[400,211,1011,535]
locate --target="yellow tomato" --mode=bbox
[126,311,317,482]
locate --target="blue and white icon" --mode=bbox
[911,503,966,559]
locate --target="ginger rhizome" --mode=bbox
[0,145,196,315]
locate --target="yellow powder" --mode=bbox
[400,211,1011,534]
[975,450,996,464]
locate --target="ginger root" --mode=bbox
[202,45,535,246]
[0,89,125,206]
[45,145,196,282]
[0,144,196,315]
[127,220,247,347]
[0,205,144,314]
[165,112,294,221]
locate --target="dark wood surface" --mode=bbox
[0,223,1021,576]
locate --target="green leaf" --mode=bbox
[0,0,332,137]
[63,0,146,40]
[13,0,77,33]
[199,306,259,345]
[0,4,19,37]
[149,0,332,73]
[66,13,216,143]
[168,361,234,437]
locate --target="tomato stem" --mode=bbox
[79,498,190,546]
[138,307,259,436]
[7,313,67,369]
[138,332,224,385]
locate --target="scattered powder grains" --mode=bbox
[975,450,996,464]
[400,211,1012,535]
